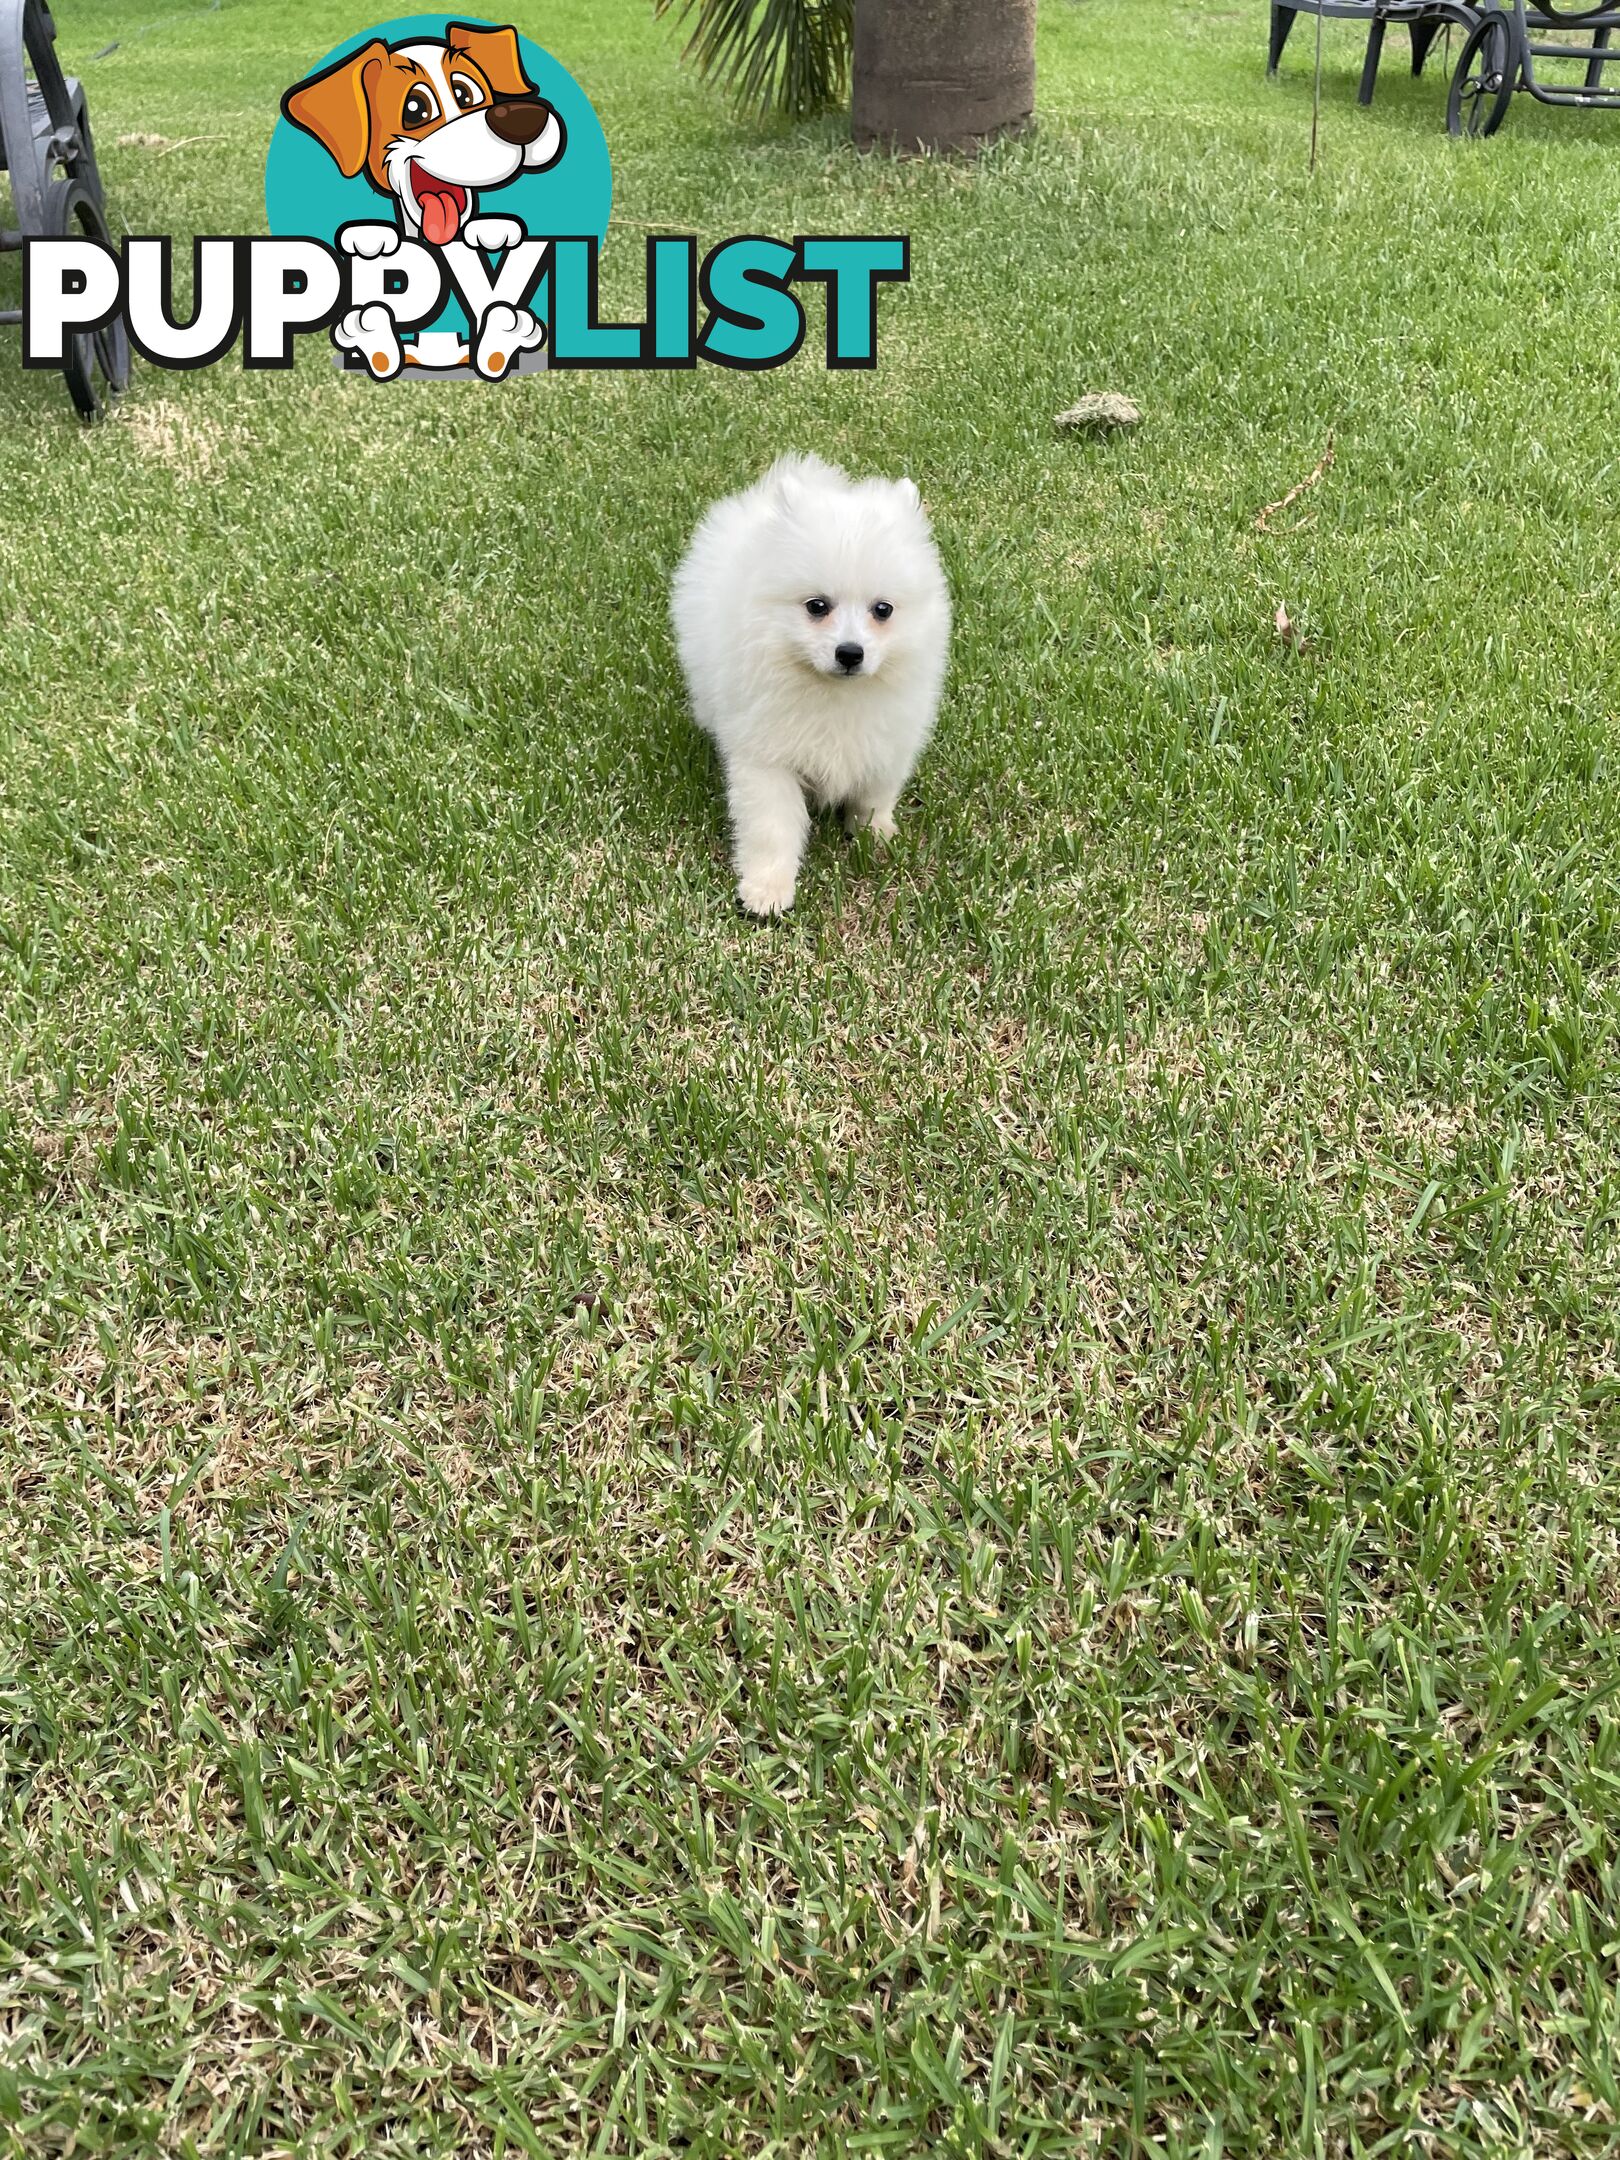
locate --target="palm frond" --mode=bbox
[653,0,854,119]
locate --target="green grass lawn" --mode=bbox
[4,0,1620,2150]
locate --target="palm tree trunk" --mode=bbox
[851,0,1035,152]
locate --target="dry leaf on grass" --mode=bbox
[1272,602,1321,656]
[1255,434,1335,532]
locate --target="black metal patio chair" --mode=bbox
[1447,0,1620,132]
[0,0,128,415]
[1268,0,1478,106]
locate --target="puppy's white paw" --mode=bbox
[473,301,546,381]
[462,215,524,253]
[869,809,899,845]
[334,303,402,380]
[737,867,797,918]
[338,222,400,260]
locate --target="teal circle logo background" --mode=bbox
[264,15,612,247]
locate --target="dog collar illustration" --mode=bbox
[282,19,563,379]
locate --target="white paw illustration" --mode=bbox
[337,222,401,260]
[334,303,402,381]
[473,301,545,381]
[462,215,524,253]
[736,867,796,918]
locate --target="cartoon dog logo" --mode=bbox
[281,21,564,377]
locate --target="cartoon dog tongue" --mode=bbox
[416,175,462,246]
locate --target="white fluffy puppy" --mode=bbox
[671,454,951,917]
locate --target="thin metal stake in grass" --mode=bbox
[1311,0,1325,170]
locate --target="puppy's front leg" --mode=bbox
[725,760,808,917]
[844,786,902,844]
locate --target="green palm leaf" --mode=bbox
[653,0,854,118]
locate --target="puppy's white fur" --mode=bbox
[672,454,951,917]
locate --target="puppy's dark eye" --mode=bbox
[805,597,832,619]
[450,72,484,111]
[402,87,439,128]
[871,600,894,621]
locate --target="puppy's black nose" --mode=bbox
[835,642,864,673]
[488,96,550,145]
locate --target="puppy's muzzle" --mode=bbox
[835,642,865,674]
[488,96,552,145]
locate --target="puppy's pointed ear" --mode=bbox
[769,461,806,514]
[446,20,536,97]
[282,40,385,179]
[897,477,922,511]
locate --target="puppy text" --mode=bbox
[23,232,910,380]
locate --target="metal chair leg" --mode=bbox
[1586,23,1611,87]
[1358,14,1388,102]
[1410,19,1442,74]
[1268,2,1299,75]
